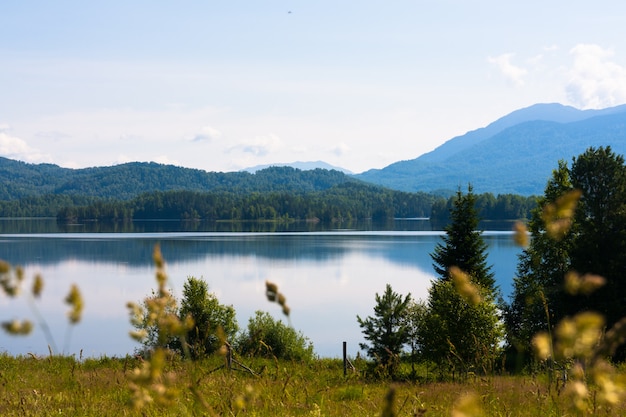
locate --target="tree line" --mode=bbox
[52,185,537,224]
[56,184,439,223]
[430,192,537,223]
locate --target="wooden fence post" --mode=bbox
[343,341,347,376]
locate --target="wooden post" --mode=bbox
[226,343,232,371]
[343,341,347,376]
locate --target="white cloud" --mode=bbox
[527,54,544,67]
[330,142,350,157]
[0,131,50,163]
[488,53,528,86]
[229,134,283,157]
[566,44,626,109]
[35,130,71,141]
[191,125,222,142]
[152,155,181,166]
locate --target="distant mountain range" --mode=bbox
[2,102,626,199]
[356,103,626,195]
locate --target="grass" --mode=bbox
[1,353,624,416]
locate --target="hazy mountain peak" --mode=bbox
[416,103,590,164]
[356,102,626,195]
[243,161,353,174]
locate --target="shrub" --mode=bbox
[236,311,314,362]
[178,277,238,359]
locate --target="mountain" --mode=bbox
[243,161,353,174]
[356,103,626,195]
[0,159,360,201]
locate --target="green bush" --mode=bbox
[131,276,238,359]
[178,277,238,359]
[236,311,314,362]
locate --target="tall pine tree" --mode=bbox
[422,185,502,374]
[431,185,495,291]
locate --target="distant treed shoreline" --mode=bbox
[7,188,535,224]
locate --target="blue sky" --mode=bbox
[2,1,626,173]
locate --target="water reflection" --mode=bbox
[0,217,444,234]
[0,222,522,359]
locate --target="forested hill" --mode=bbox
[0,156,536,220]
[0,158,360,200]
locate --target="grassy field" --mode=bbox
[1,352,623,416]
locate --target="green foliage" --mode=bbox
[236,311,314,362]
[131,276,237,360]
[0,159,356,201]
[504,160,573,363]
[431,186,495,290]
[55,183,437,222]
[424,186,503,374]
[404,300,427,367]
[569,147,626,329]
[430,192,537,224]
[357,284,412,377]
[178,277,238,359]
[0,155,538,221]
[131,289,180,355]
[58,182,433,222]
[421,279,503,374]
[506,146,626,363]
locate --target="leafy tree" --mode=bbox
[236,311,314,362]
[421,279,502,375]
[405,299,428,375]
[504,161,573,363]
[506,147,626,364]
[569,146,626,327]
[178,277,238,359]
[357,284,412,377]
[132,277,238,359]
[131,289,180,356]
[423,186,502,374]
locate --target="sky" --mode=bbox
[2,1,626,174]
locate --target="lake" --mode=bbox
[0,219,523,359]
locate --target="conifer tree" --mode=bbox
[504,161,573,361]
[422,185,502,374]
[431,185,495,291]
[357,284,411,377]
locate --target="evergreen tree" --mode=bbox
[357,284,412,377]
[422,185,502,374]
[504,160,574,363]
[431,186,495,291]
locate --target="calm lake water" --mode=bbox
[0,219,523,359]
